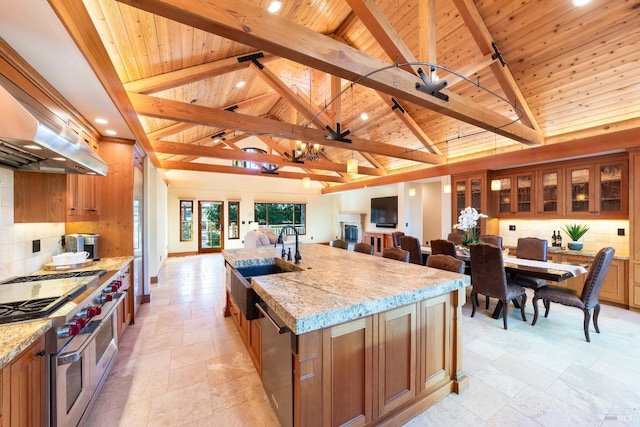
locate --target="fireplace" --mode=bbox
[335,213,367,244]
[344,225,358,243]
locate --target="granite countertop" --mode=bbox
[223,244,470,334]
[0,320,51,369]
[0,256,134,370]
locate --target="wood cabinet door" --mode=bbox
[417,295,451,394]
[9,336,45,427]
[322,317,373,427]
[377,304,417,416]
[535,167,563,216]
[595,160,628,218]
[452,172,489,232]
[249,319,262,375]
[494,172,533,217]
[14,171,66,223]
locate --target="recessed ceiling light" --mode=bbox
[23,145,42,150]
[95,118,108,125]
[268,1,282,13]
[105,130,117,136]
[235,81,246,88]
[572,0,591,6]
[51,157,66,162]
[360,112,369,120]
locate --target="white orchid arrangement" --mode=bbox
[453,206,488,247]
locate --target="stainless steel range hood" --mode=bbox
[0,84,108,175]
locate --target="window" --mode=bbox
[254,203,306,235]
[228,201,239,239]
[180,200,193,241]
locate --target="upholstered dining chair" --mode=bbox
[353,242,374,255]
[331,239,348,249]
[391,231,405,247]
[447,232,464,246]
[400,236,424,265]
[469,243,527,330]
[426,254,465,274]
[513,237,549,290]
[480,234,503,248]
[382,247,410,262]
[532,247,615,342]
[430,239,457,257]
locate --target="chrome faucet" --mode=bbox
[277,225,301,264]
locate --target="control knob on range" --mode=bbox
[97,293,113,304]
[57,323,81,338]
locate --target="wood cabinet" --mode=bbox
[494,170,534,217]
[13,172,67,223]
[67,174,99,221]
[226,291,262,375]
[295,290,465,427]
[452,172,490,233]
[565,156,628,218]
[1,335,46,427]
[630,150,640,310]
[551,253,628,305]
[488,153,628,219]
[362,232,392,256]
[117,262,133,338]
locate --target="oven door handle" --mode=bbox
[57,298,120,366]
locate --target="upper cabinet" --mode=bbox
[67,174,99,221]
[565,156,628,218]
[490,153,628,219]
[452,172,490,233]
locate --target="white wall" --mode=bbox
[421,181,444,244]
[144,158,168,289]
[333,184,402,238]
[165,171,336,253]
[0,167,65,281]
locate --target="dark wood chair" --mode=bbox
[430,239,457,257]
[470,243,527,330]
[447,232,464,246]
[426,254,465,274]
[391,231,405,247]
[353,242,374,255]
[332,239,348,249]
[480,234,503,248]
[532,247,615,342]
[513,237,548,290]
[382,247,410,262]
[400,235,424,265]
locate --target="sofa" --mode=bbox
[244,227,294,248]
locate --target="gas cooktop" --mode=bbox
[0,270,108,324]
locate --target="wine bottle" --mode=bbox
[552,230,557,247]
[556,230,562,248]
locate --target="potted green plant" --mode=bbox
[561,223,590,251]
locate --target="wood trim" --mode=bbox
[167,251,199,257]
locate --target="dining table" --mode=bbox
[421,245,589,319]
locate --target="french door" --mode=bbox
[198,201,224,253]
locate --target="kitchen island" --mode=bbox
[223,244,471,427]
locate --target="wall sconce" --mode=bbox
[443,184,451,194]
[409,188,416,197]
[302,177,311,188]
[347,158,358,175]
[491,179,501,191]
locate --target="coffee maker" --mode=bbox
[64,234,84,252]
[79,233,100,261]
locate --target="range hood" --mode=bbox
[0,84,108,176]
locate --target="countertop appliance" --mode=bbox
[64,234,84,253]
[0,269,126,426]
[79,233,99,261]
[0,83,108,175]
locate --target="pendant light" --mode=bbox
[347,157,358,175]
[490,134,501,191]
[302,176,311,188]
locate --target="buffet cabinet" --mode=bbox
[0,335,46,427]
[117,262,134,338]
[490,153,628,219]
[362,232,393,256]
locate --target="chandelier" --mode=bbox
[296,141,325,161]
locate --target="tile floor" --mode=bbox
[83,254,640,426]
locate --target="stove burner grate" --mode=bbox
[2,269,108,284]
[0,297,63,323]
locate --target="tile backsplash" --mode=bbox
[498,219,629,257]
[0,167,65,281]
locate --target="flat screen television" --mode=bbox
[370,196,398,228]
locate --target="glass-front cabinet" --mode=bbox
[452,172,488,231]
[535,167,563,216]
[565,156,628,218]
[493,172,533,217]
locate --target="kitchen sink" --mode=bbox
[230,261,299,320]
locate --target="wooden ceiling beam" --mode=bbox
[151,139,385,176]
[159,159,348,183]
[147,121,196,139]
[129,92,443,164]
[114,0,544,147]
[123,51,275,94]
[451,0,541,133]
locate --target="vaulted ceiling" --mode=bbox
[49,0,640,192]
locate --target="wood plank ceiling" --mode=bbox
[53,0,640,191]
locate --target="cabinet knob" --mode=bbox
[36,350,46,357]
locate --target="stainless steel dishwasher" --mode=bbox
[255,302,293,427]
